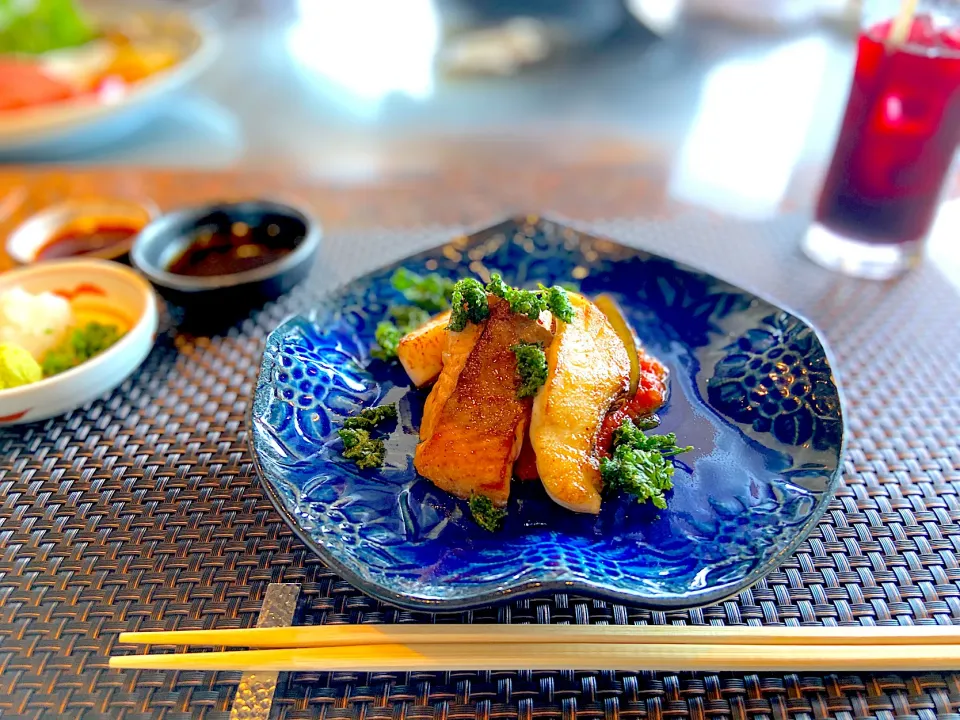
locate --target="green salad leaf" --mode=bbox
[0,0,95,55]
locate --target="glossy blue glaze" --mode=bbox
[250,218,845,610]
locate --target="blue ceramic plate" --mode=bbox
[250,217,845,611]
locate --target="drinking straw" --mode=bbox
[888,0,920,47]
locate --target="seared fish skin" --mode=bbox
[418,317,484,442]
[415,298,552,506]
[530,293,630,514]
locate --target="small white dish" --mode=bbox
[6,197,158,265]
[0,259,159,425]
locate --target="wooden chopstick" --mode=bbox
[117,623,960,648]
[109,642,960,672]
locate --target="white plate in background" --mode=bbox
[0,5,220,155]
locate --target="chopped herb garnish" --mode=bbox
[337,428,386,470]
[448,278,489,332]
[372,321,403,362]
[338,403,397,469]
[484,274,575,323]
[469,493,506,532]
[484,274,511,300]
[372,306,431,361]
[371,270,453,361]
[485,274,540,319]
[389,305,431,328]
[511,342,548,399]
[539,284,575,323]
[600,417,693,510]
[41,321,123,378]
[343,403,398,430]
[391,268,455,313]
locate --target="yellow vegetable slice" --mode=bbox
[594,293,640,396]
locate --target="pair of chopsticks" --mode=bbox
[110,624,960,672]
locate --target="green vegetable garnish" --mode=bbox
[0,0,95,55]
[448,278,489,332]
[539,284,575,323]
[469,493,506,532]
[489,282,541,319]
[391,268,455,313]
[343,403,398,430]
[337,428,386,470]
[511,342,547,399]
[338,403,397,469]
[600,417,693,510]
[41,321,123,378]
[389,305,431,328]
[485,274,575,323]
[372,322,403,362]
[375,272,575,356]
[371,270,451,360]
[372,306,431,361]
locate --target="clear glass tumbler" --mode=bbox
[802,0,960,279]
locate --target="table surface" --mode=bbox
[2,167,960,720]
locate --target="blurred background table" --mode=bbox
[5,0,862,220]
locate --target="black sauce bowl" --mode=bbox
[131,200,320,324]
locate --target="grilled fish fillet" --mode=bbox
[415,298,552,505]
[418,318,484,442]
[530,293,630,514]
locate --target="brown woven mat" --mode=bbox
[2,211,960,719]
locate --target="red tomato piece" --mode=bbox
[596,351,667,457]
[0,62,77,111]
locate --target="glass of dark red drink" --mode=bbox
[803,1,960,279]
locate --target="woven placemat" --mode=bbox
[2,212,959,720]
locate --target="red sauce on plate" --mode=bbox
[37,222,141,260]
[596,352,668,458]
[513,433,540,481]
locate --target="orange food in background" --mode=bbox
[0,62,77,110]
[102,33,178,83]
[0,32,180,112]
